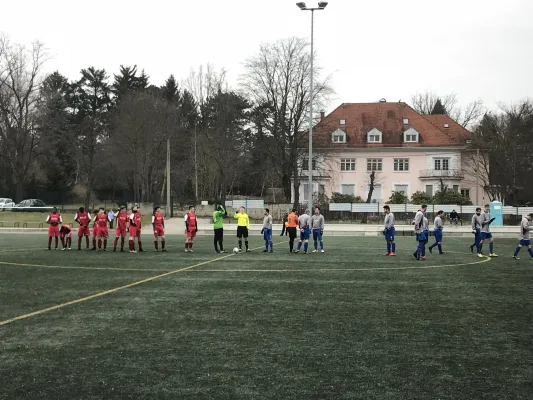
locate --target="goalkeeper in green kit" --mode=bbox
[213,205,226,253]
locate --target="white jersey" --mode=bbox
[520,217,532,240]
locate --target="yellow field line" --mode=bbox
[189,253,492,272]
[0,242,286,326]
[0,254,236,327]
[0,260,164,272]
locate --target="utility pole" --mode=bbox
[166,138,171,216]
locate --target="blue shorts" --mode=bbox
[384,227,395,241]
[416,232,427,242]
[300,228,310,241]
[312,229,322,241]
[520,239,531,246]
[433,229,443,242]
[263,228,272,241]
[480,232,493,240]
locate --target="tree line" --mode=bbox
[1,33,531,208]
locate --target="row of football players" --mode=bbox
[46,205,166,253]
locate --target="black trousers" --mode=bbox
[287,227,297,251]
[214,228,224,251]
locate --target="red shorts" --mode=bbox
[186,230,196,239]
[154,226,165,237]
[97,227,109,238]
[92,226,100,237]
[129,227,141,238]
[48,225,59,237]
[115,227,127,238]
[78,226,91,237]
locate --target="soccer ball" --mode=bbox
[233,247,239,253]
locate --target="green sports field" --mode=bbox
[0,234,531,399]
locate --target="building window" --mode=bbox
[367,128,382,143]
[403,118,409,125]
[461,189,471,198]
[425,185,433,197]
[394,184,408,195]
[341,184,355,195]
[332,129,346,143]
[318,184,325,195]
[303,158,317,171]
[303,184,310,201]
[434,158,449,170]
[453,185,459,192]
[340,119,346,125]
[366,158,382,172]
[393,158,409,171]
[403,127,419,143]
[341,158,356,171]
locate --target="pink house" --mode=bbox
[293,102,486,205]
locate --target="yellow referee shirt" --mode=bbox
[234,212,250,229]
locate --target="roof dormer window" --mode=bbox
[403,127,419,143]
[367,128,382,143]
[332,128,346,144]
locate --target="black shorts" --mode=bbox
[287,227,297,239]
[237,226,248,239]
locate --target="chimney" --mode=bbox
[320,110,325,121]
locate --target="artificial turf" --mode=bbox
[0,233,532,399]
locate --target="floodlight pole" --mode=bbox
[297,2,327,212]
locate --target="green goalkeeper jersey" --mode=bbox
[213,206,225,229]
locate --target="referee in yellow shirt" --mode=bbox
[234,206,251,252]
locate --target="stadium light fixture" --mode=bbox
[296,2,328,212]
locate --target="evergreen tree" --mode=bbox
[112,65,149,102]
[162,74,180,104]
[431,99,447,115]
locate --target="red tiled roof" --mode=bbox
[307,102,471,148]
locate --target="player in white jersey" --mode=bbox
[512,213,533,260]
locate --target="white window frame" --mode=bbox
[302,157,317,171]
[403,127,419,143]
[392,183,410,197]
[393,158,410,172]
[339,119,346,125]
[403,118,409,125]
[367,128,382,143]
[434,158,450,171]
[331,128,346,144]
[461,188,471,198]
[340,183,356,196]
[366,158,383,172]
[425,184,434,197]
[340,158,356,172]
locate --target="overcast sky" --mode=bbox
[1,0,531,112]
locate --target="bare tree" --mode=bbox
[111,92,178,202]
[240,37,333,205]
[410,91,484,128]
[0,35,48,200]
[182,64,227,108]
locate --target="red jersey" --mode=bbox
[153,212,165,228]
[116,212,129,229]
[76,211,91,226]
[186,212,197,232]
[129,212,142,229]
[47,213,62,225]
[96,213,109,228]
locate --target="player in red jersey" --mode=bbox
[90,209,100,250]
[128,205,144,253]
[46,207,62,250]
[113,205,129,252]
[74,207,92,250]
[60,224,72,250]
[152,206,166,251]
[94,207,110,250]
[185,205,198,252]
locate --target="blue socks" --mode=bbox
[529,248,533,257]
[269,241,273,251]
[304,242,308,252]
[437,244,443,253]
[387,242,391,253]
[489,243,494,253]
[314,241,318,250]
[320,241,323,250]
[392,243,396,253]
[297,242,302,251]
[514,246,521,257]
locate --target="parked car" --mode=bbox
[0,198,15,211]
[12,199,47,212]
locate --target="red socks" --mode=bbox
[98,239,102,249]
[162,240,165,250]
[129,240,134,251]
[48,237,52,249]
[120,237,125,249]
[154,241,158,250]
[114,237,119,249]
